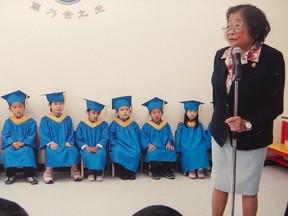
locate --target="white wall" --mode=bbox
[0,0,287,154]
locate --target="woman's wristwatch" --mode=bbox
[245,120,252,131]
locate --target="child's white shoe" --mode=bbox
[197,168,205,179]
[96,175,104,182]
[188,171,196,179]
[87,175,95,181]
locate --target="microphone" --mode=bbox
[232,47,242,80]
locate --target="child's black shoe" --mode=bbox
[160,171,175,179]
[151,173,161,180]
[27,176,38,185]
[5,176,15,185]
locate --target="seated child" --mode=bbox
[141,97,177,180]
[1,90,38,185]
[109,96,141,180]
[76,99,109,181]
[175,100,210,179]
[39,92,82,184]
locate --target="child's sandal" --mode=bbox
[72,170,82,182]
[43,171,54,184]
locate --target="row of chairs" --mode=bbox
[80,154,164,179]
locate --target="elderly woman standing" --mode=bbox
[211,4,285,216]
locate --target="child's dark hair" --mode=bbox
[0,198,29,216]
[133,205,182,216]
[149,109,163,115]
[9,103,26,108]
[184,112,199,128]
[49,102,52,112]
[87,109,101,114]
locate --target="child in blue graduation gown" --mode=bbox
[141,97,177,180]
[1,90,38,185]
[39,92,82,184]
[175,100,211,179]
[76,99,109,181]
[109,96,141,180]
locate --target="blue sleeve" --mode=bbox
[175,123,183,152]
[39,117,53,149]
[22,119,37,148]
[75,122,86,149]
[108,121,116,151]
[1,120,14,149]
[166,123,174,145]
[99,122,109,148]
[134,122,141,143]
[66,116,75,145]
[206,122,212,141]
[140,124,150,151]
[200,123,211,150]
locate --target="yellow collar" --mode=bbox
[82,119,103,128]
[148,121,167,130]
[47,114,67,123]
[115,118,133,127]
[187,121,196,127]
[10,115,30,124]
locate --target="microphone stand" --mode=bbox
[230,49,241,216]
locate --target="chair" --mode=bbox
[80,159,105,179]
[111,162,116,178]
[281,120,288,143]
[111,154,144,178]
[266,118,288,167]
[41,149,79,182]
[80,159,85,179]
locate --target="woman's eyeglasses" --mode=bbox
[222,23,245,33]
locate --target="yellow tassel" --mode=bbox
[199,104,202,113]
[64,92,66,103]
[104,106,108,117]
[25,95,28,106]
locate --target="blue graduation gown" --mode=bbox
[76,119,109,170]
[175,121,210,172]
[141,121,177,162]
[39,114,78,167]
[109,118,141,172]
[206,122,212,148]
[1,116,37,168]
